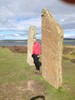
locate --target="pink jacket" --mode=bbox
[32,41,41,55]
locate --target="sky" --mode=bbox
[0,0,75,40]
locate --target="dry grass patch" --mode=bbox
[0,80,45,100]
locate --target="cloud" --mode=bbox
[0,0,75,40]
[0,31,27,40]
[16,17,41,30]
[0,0,75,29]
[61,22,75,29]
[64,33,75,38]
[0,16,41,32]
[64,29,75,38]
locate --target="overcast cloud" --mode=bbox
[0,0,75,39]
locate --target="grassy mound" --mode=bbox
[2,46,27,53]
[63,47,74,54]
[71,51,75,55]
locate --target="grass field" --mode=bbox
[0,46,75,100]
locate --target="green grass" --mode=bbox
[0,47,75,100]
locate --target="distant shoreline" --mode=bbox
[0,39,41,46]
[0,39,75,46]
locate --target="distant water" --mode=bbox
[64,40,75,46]
[0,39,75,46]
[0,40,27,46]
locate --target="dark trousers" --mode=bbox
[32,54,41,71]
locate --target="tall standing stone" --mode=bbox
[27,26,36,66]
[41,8,63,89]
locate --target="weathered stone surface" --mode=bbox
[27,26,36,66]
[41,8,63,89]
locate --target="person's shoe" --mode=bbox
[37,70,40,73]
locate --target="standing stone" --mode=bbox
[27,26,36,66]
[41,8,63,89]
